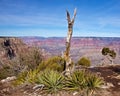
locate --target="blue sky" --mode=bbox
[0,0,120,37]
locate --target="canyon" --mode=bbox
[21,37,120,66]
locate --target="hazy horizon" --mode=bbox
[1,36,120,38]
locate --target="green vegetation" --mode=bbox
[102,47,116,64]
[12,50,104,96]
[0,65,14,80]
[0,47,44,80]
[14,69,104,95]
[18,47,43,70]
[13,56,65,86]
[65,70,103,96]
[18,70,103,95]
[13,68,39,85]
[38,56,65,72]
[77,57,91,67]
[86,73,104,96]
[109,50,116,59]
[13,71,27,85]
[102,47,110,55]
[36,69,64,94]
[0,38,104,96]
[65,70,87,92]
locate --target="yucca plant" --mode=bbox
[13,71,27,86]
[26,68,39,83]
[36,69,64,95]
[13,68,39,85]
[65,70,87,93]
[86,73,104,96]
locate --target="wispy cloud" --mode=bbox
[0,14,66,27]
[98,17,120,28]
[0,0,120,37]
[0,28,67,37]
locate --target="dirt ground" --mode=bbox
[0,65,120,96]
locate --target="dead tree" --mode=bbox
[64,8,77,75]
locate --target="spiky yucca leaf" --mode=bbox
[14,68,39,85]
[26,69,39,83]
[86,74,104,96]
[13,71,27,86]
[37,69,64,94]
[65,70,87,91]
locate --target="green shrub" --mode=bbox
[13,71,27,86]
[102,47,110,55]
[101,47,116,64]
[17,47,43,71]
[86,73,104,96]
[102,47,116,59]
[38,56,65,72]
[13,68,39,85]
[25,69,39,83]
[65,70,87,92]
[77,57,91,67]
[65,70,104,96]
[36,69,64,94]
[0,66,14,80]
[13,67,104,96]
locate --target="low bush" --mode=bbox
[36,69,64,94]
[0,66,15,80]
[14,68,104,96]
[13,68,39,85]
[65,70,104,96]
[77,57,91,67]
[86,73,104,96]
[38,56,65,72]
[65,70,87,91]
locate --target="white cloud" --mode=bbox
[98,17,120,27]
[0,14,66,27]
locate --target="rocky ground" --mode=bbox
[0,64,120,96]
[89,64,120,96]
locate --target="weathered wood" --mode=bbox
[64,8,77,75]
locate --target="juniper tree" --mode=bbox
[102,47,116,64]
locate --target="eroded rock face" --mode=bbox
[3,39,10,47]
[2,38,16,59]
[0,38,16,59]
[0,37,28,60]
[0,37,29,69]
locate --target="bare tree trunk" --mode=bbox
[64,8,77,75]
